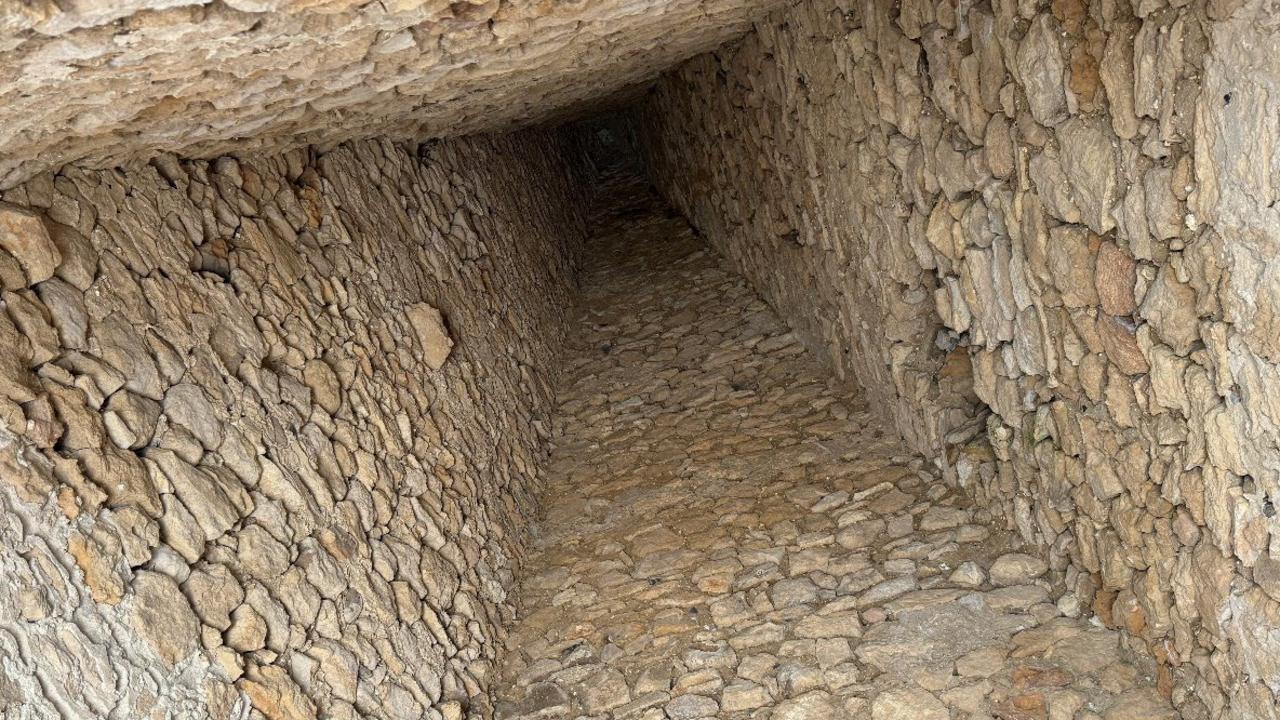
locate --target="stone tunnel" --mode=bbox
[0,0,1277,719]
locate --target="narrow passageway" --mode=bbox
[492,176,1174,720]
[3,1,1276,717]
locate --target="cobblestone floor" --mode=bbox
[492,177,1174,720]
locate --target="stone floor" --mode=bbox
[491,176,1175,720]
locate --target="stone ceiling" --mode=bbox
[0,0,786,189]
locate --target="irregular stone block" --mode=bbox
[0,202,60,285]
[406,302,454,371]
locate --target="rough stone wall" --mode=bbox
[639,0,1280,717]
[638,7,983,460]
[0,131,585,719]
[0,0,787,190]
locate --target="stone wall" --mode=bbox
[639,0,1280,717]
[0,131,586,719]
[0,0,787,190]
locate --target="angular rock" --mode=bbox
[406,303,454,371]
[1140,267,1199,355]
[1098,317,1149,376]
[1058,118,1120,234]
[1016,17,1068,125]
[0,203,59,285]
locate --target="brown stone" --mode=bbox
[1047,226,1098,308]
[1013,666,1073,689]
[1097,317,1149,376]
[1094,241,1137,316]
[994,692,1047,720]
[0,249,25,291]
[0,441,57,505]
[1069,46,1102,109]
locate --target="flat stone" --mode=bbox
[663,693,719,719]
[1098,316,1149,375]
[794,611,862,639]
[771,691,835,720]
[240,665,316,720]
[871,688,948,720]
[67,528,125,605]
[769,577,819,607]
[1254,557,1280,602]
[126,571,199,667]
[722,681,770,711]
[955,645,1008,678]
[919,505,969,531]
[576,667,631,713]
[162,383,224,451]
[1103,688,1177,719]
[989,553,1048,586]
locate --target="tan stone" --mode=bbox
[77,445,163,517]
[872,688,948,720]
[0,203,60,285]
[161,384,223,450]
[0,312,36,403]
[45,222,96,291]
[151,449,246,540]
[240,665,317,720]
[1047,226,1098,309]
[225,605,268,652]
[67,527,126,605]
[185,564,245,630]
[406,303,454,371]
[127,570,200,667]
[1103,688,1177,719]
[303,358,342,414]
[0,1,1273,716]
[1015,16,1068,126]
[1140,267,1199,355]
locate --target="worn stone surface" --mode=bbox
[639,0,1280,717]
[0,131,588,718]
[3,0,1279,717]
[491,177,1169,720]
[0,0,787,190]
